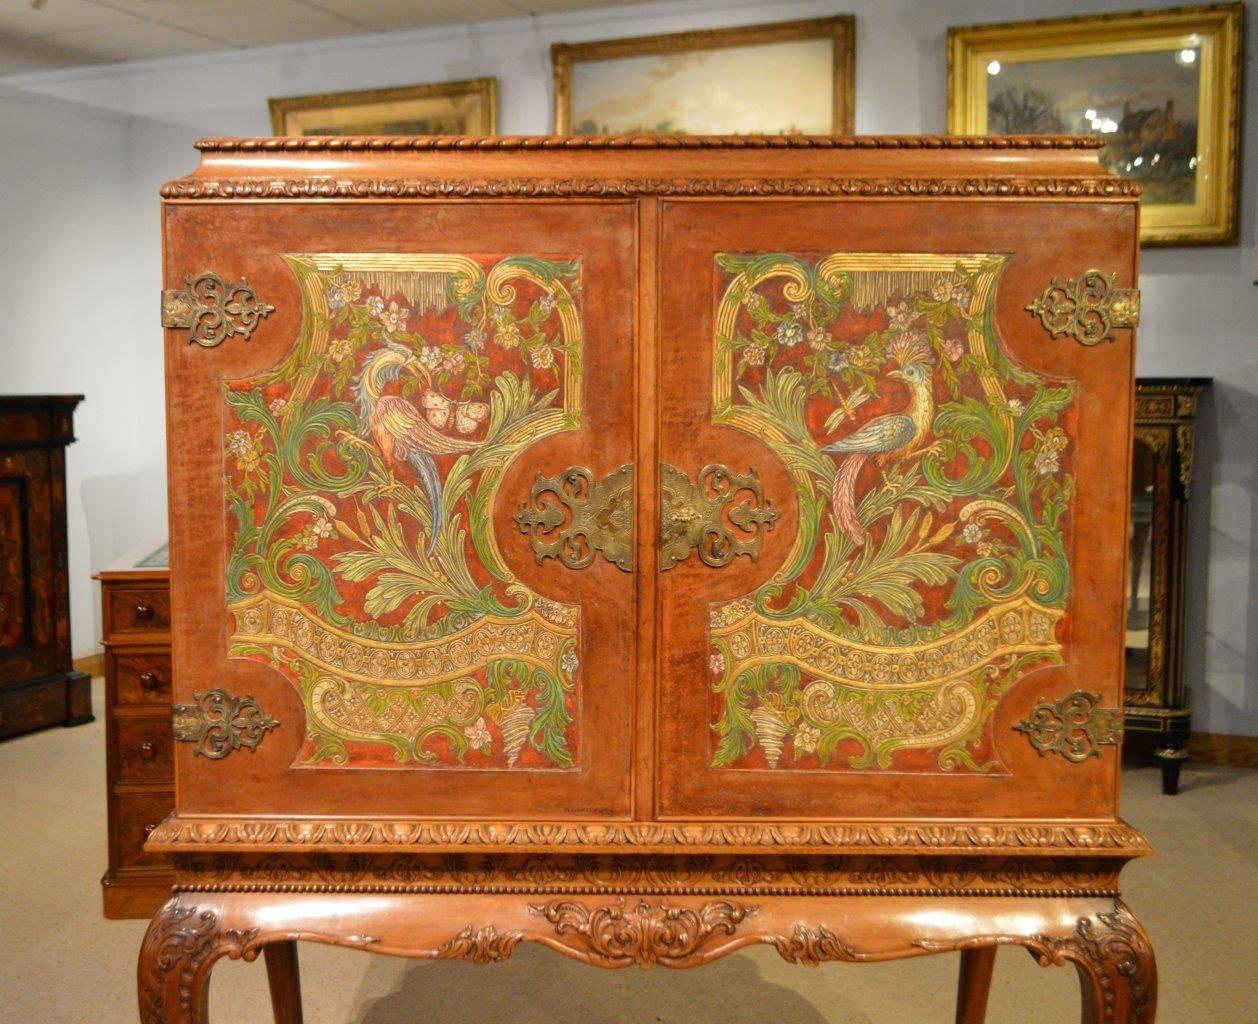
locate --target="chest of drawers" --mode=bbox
[140,135,1154,1024]
[97,551,174,918]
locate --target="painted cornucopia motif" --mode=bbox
[224,254,583,769]
[710,253,1075,773]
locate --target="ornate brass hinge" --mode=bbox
[514,464,634,571]
[1014,692,1123,763]
[162,271,275,348]
[1026,269,1139,346]
[172,689,278,759]
[660,463,779,570]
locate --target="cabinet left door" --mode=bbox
[163,200,638,821]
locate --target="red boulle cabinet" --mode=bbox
[143,136,1154,1023]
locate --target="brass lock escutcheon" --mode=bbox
[514,464,634,571]
[171,688,278,760]
[162,270,275,348]
[1025,269,1139,346]
[660,463,779,570]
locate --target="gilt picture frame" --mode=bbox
[552,15,855,136]
[948,4,1243,246]
[269,78,498,136]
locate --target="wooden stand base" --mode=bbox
[139,889,1155,1023]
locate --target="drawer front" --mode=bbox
[114,716,174,784]
[112,791,174,870]
[113,650,172,704]
[106,586,170,637]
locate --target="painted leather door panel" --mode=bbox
[164,200,637,819]
[654,198,1136,822]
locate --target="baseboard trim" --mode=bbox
[1187,731,1258,769]
[73,652,104,679]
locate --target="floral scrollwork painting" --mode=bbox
[224,254,584,770]
[709,253,1076,775]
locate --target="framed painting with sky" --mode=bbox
[949,5,1243,245]
[552,16,854,136]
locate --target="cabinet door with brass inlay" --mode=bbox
[655,198,1136,822]
[164,200,638,820]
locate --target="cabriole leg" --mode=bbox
[955,946,997,1024]
[264,941,303,1024]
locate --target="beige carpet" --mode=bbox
[2,678,1254,1024]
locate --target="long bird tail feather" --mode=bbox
[409,450,444,555]
[831,454,866,548]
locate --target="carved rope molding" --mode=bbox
[160,177,1143,201]
[193,134,1108,152]
[161,271,274,348]
[147,817,1150,853]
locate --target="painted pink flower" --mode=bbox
[942,337,964,363]
[380,300,409,333]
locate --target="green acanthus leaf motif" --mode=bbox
[224,253,583,770]
[709,253,1075,774]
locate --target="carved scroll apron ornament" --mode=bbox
[1014,691,1123,762]
[514,464,634,571]
[659,463,779,570]
[1025,269,1139,346]
[162,271,275,347]
[172,689,278,759]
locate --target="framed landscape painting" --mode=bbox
[552,16,855,135]
[269,78,497,136]
[949,4,1243,245]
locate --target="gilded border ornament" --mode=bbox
[162,271,274,348]
[1025,270,1139,346]
[172,689,278,759]
[514,464,634,571]
[1015,691,1122,763]
[660,463,779,570]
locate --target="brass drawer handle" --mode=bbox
[135,603,155,621]
[514,464,634,572]
[139,671,162,692]
[660,463,779,570]
[139,741,157,760]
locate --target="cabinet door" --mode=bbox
[655,199,1136,821]
[164,200,637,820]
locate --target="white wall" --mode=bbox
[1,0,1254,736]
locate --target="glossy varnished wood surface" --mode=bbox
[144,135,1154,1024]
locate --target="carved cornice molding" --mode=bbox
[160,176,1142,201]
[194,134,1108,153]
[172,853,1121,897]
[527,898,757,967]
[148,816,1151,855]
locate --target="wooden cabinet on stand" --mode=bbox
[140,135,1156,1023]
[1125,379,1210,795]
[0,395,89,739]
[97,545,175,918]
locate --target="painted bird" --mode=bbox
[351,341,484,554]
[821,360,935,548]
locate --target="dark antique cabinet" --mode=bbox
[0,395,90,739]
[141,136,1155,1023]
[1126,379,1209,795]
[97,545,175,918]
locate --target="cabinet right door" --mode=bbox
[655,197,1137,822]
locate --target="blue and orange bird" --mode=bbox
[352,341,483,553]
[821,359,935,548]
